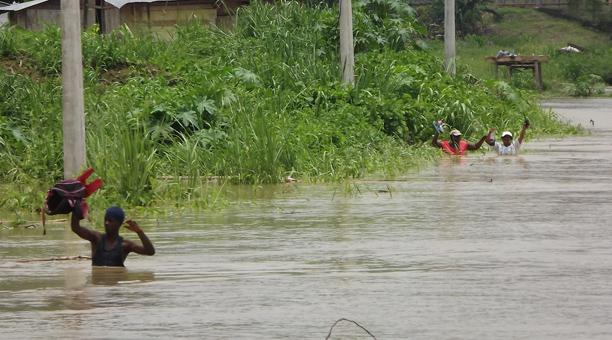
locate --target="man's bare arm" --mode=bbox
[468,135,488,150]
[486,128,496,146]
[432,132,442,148]
[71,213,100,243]
[518,121,529,144]
[124,220,155,256]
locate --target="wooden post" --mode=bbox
[444,0,456,76]
[534,61,543,90]
[61,0,87,178]
[85,0,96,28]
[339,0,354,85]
[147,3,151,30]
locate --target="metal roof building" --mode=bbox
[0,0,247,34]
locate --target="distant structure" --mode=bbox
[405,0,609,6]
[0,0,248,35]
[495,0,555,6]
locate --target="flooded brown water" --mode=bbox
[2,99,612,339]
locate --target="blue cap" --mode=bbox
[104,206,125,224]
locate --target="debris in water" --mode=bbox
[325,318,377,340]
[16,255,91,263]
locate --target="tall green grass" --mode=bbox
[0,0,579,214]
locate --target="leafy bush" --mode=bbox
[563,74,606,97]
[554,47,612,86]
[0,0,577,209]
[353,0,425,52]
[427,0,493,36]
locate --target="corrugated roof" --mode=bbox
[0,0,49,12]
[0,0,181,13]
[104,0,178,9]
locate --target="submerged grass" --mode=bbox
[0,0,580,217]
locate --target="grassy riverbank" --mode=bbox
[0,1,578,216]
[428,7,612,96]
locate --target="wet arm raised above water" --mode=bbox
[124,220,155,256]
[518,123,528,144]
[486,128,496,146]
[468,135,488,150]
[432,132,442,148]
[71,213,100,243]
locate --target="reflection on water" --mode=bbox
[90,267,155,286]
[1,99,612,339]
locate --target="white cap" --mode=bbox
[501,131,513,138]
[450,129,462,136]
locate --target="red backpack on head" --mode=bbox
[42,167,103,235]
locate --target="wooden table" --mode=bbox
[485,55,548,90]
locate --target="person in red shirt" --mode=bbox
[432,128,491,155]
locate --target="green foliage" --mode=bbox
[563,74,606,97]
[553,47,612,84]
[88,112,157,205]
[547,0,612,33]
[353,0,425,52]
[30,26,62,75]
[428,0,492,36]
[0,72,63,182]
[82,25,132,71]
[0,182,48,212]
[0,26,18,57]
[0,0,577,212]
[428,7,612,96]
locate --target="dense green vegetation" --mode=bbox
[428,7,611,96]
[539,0,612,33]
[0,0,577,214]
[426,0,495,36]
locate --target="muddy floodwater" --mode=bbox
[2,99,612,339]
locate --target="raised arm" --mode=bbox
[486,128,496,146]
[432,132,442,148]
[518,120,529,144]
[468,134,488,150]
[124,220,155,256]
[71,212,100,243]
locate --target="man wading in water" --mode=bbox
[486,119,530,155]
[71,206,155,266]
[432,128,491,155]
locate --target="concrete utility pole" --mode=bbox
[61,0,87,178]
[339,0,354,85]
[444,0,456,76]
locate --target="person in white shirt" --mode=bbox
[487,119,529,155]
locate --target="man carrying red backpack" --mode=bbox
[44,167,155,266]
[70,206,155,267]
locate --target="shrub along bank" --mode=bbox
[0,0,577,213]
